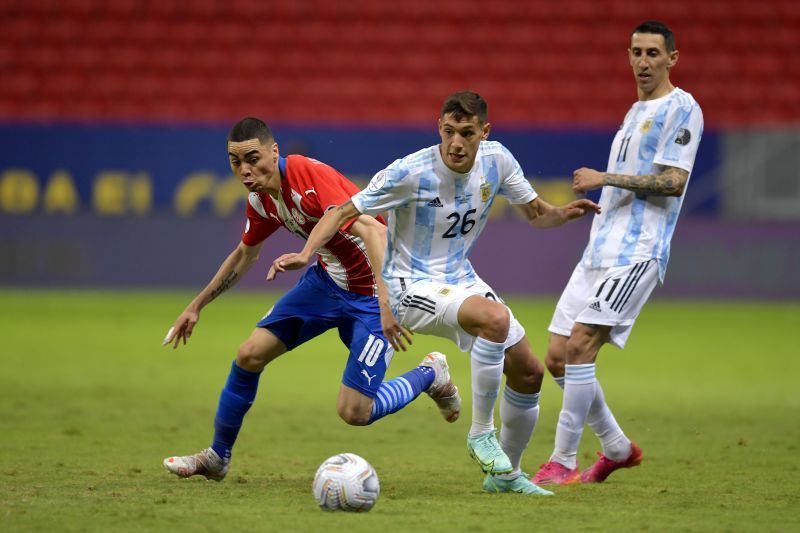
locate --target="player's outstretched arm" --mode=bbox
[516,197,601,229]
[162,241,263,349]
[573,165,688,196]
[267,200,362,280]
[349,214,413,352]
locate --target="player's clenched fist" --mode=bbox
[572,167,605,193]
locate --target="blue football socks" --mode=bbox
[368,365,434,424]
[211,360,261,460]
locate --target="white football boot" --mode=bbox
[420,352,461,422]
[163,447,229,481]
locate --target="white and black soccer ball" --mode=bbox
[312,453,380,512]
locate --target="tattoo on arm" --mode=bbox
[337,200,354,213]
[209,271,238,301]
[602,167,688,196]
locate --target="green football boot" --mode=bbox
[466,431,513,474]
[483,473,554,496]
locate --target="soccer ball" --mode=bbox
[312,453,380,512]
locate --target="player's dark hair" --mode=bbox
[228,117,274,144]
[633,20,676,52]
[441,91,488,124]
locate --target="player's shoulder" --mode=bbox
[378,145,437,184]
[247,191,276,218]
[479,140,518,168]
[394,145,438,171]
[670,87,701,111]
[285,153,349,183]
[286,153,335,173]
[478,139,512,157]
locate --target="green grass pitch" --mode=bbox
[1,289,798,532]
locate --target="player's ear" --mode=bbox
[482,122,491,140]
[667,49,679,70]
[272,142,279,161]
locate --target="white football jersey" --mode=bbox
[352,141,537,286]
[582,87,704,281]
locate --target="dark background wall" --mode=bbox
[1,0,798,299]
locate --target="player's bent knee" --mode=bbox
[236,341,269,372]
[530,356,545,380]
[458,296,510,341]
[544,351,565,377]
[481,303,511,342]
[337,404,371,426]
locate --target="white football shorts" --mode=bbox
[548,259,659,349]
[388,276,525,353]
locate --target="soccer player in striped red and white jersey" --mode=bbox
[161,118,460,482]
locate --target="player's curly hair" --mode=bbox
[441,91,488,124]
[633,20,676,52]
[228,117,274,144]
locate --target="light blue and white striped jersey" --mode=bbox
[582,87,704,281]
[352,141,537,285]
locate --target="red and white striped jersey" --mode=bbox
[241,154,382,297]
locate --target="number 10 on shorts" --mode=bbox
[357,335,384,367]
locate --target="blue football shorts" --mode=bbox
[256,264,394,398]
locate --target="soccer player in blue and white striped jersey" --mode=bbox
[271,92,599,495]
[533,20,704,486]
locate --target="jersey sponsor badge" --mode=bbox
[368,170,386,192]
[456,193,472,205]
[480,177,491,202]
[674,128,692,145]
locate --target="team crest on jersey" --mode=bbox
[674,128,692,145]
[480,178,492,202]
[291,207,306,225]
[639,118,653,133]
[368,171,386,192]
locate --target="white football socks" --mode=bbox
[551,363,596,469]
[586,381,631,461]
[553,371,631,461]
[497,387,540,479]
[468,336,505,437]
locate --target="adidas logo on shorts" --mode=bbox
[427,197,443,207]
[589,301,602,312]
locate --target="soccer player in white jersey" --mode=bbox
[269,91,599,495]
[532,21,704,485]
